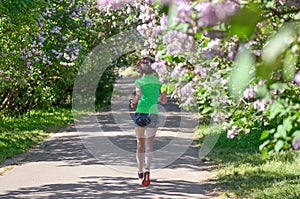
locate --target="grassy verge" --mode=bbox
[197,124,300,199]
[120,66,140,77]
[0,107,74,164]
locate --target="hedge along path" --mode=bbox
[0,76,221,199]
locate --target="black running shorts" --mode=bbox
[134,113,159,128]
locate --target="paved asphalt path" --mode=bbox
[0,77,221,199]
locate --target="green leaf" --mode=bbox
[293,130,300,138]
[283,117,293,132]
[229,45,254,99]
[274,140,284,152]
[240,117,247,124]
[270,83,290,91]
[274,124,287,139]
[269,100,284,120]
[195,32,202,40]
[227,5,262,40]
[175,23,189,33]
[256,85,269,99]
[201,107,212,114]
[260,130,269,140]
[283,50,298,81]
[262,24,296,64]
[261,148,269,159]
[259,140,270,151]
[161,84,168,93]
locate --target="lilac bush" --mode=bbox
[0,0,94,115]
[0,0,142,115]
[1,0,299,155]
[126,0,300,154]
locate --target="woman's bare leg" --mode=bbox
[135,127,145,172]
[145,128,157,170]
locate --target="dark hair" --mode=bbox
[135,57,155,75]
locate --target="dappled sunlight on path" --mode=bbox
[0,77,221,198]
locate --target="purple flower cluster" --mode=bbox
[194,2,218,27]
[152,14,168,35]
[227,125,240,139]
[243,88,256,99]
[202,39,224,59]
[294,71,300,86]
[171,63,186,78]
[253,99,268,111]
[97,0,131,9]
[7,0,94,89]
[194,65,208,78]
[163,30,195,56]
[292,137,300,150]
[176,1,193,24]
[64,40,81,62]
[212,112,226,123]
[179,82,196,106]
[286,0,300,8]
[151,60,169,81]
[194,1,240,27]
[50,26,62,34]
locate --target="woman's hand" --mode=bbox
[158,92,167,104]
[132,86,141,108]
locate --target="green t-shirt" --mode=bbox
[134,75,162,114]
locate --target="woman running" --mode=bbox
[131,57,167,186]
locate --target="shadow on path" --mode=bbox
[0,77,221,199]
[0,176,218,199]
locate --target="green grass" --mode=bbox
[197,124,300,199]
[120,66,140,77]
[0,107,74,164]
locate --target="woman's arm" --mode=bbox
[158,91,167,104]
[131,86,141,108]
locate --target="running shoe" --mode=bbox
[138,172,144,180]
[142,170,150,186]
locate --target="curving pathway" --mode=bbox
[0,76,221,199]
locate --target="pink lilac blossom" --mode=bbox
[212,112,226,123]
[152,60,169,81]
[180,82,196,106]
[176,1,193,24]
[136,3,162,48]
[138,4,156,22]
[219,95,228,104]
[140,49,151,57]
[152,14,168,34]
[195,1,239,27]
[195,2,218,27]
[253,99,268,111]
[210,61,219,68]
[292,137,300,150]
[243,88,256,99]
[159,0,188,5]
[220,78,229,86]
[180,82,194,96]
[194,65,207,78]
[96,0,131,9]
[184,96,196,106]
[294,71,300,86]
[215,1,240,21]
[286,0,300,8]
[202,39,223,59]
[227,125,239,139]
[145,0,153,4]
[163,30,195,56]
[171,63,186,78]
[227,44,238,61]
